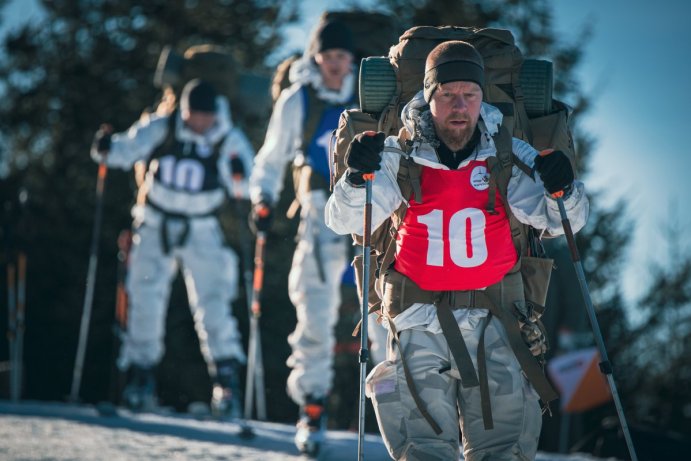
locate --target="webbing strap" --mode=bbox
[485,156,500,215]
[488,124,532,258]
[437,292,499,430]
[299,85,328,154]
[146,199,217,255]
[435,294,479,388]
[406,157,423,203]
[351,303,383,337]
[476,313,494,430]
[478,290,559,404]
[160,214,190,255]
[388,320,443,435]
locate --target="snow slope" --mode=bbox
[0,400,617,460]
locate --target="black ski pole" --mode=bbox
[7,261,17,401]
[357,170,375,461]
[13,252,26,402]
[70,151,109,402]
[230,177,255,335]
[542,150,639,461]
[14,191,28,402]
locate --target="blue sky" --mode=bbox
[3,0,689,306]
[550,1,691,303]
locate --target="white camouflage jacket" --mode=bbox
[92,96,255,218]
[325,91,590,333]
[249,55,355,206]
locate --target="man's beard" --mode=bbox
[435,117,477,151]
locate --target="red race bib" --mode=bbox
[394,160,517,290]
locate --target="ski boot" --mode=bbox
[211,358,243,420]
[122,364,157,412]
[295,395,327,457]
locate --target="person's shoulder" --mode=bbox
[276,82,304,106]
[129,111,172,140]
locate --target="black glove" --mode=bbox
[249,202,273,234]
[230,156,245,179]
[92,124,113,154]
[533,150,574,195]
[344,131,386,185]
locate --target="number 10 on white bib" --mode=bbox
[417,208,488,268]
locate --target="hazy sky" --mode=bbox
[2,0,689,306]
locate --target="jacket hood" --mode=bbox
[288,54,355,104]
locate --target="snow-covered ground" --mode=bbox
[0,400,618,460]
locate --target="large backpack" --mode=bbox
[154,44,272,121]
[154,44,237,105]
[332,26,575,184]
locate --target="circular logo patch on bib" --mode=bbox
[470,165,490,191]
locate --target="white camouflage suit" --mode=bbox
[249,57,387,405]
[326,93,590,460]
[94,97,254,370]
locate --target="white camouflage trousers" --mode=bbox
[119,209,246,370]
[285,191,348,405]
[286,190,388,405]
[366,309,542,461]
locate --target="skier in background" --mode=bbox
[248,17,387,454]
[91,79,254,418]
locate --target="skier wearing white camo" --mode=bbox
[326,41,589,460]
[248,18,386,455]
[91,79,254,417]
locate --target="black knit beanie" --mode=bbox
[423,41,484,102]
[180,79,218,113]
[312,20,354,54]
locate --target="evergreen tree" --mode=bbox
[626,213,691,437]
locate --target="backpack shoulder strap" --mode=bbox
[149,108,179,162]
[394,132,422,204]
[299,84,329,153]
[372,135,420,293]
[487,123,530,257]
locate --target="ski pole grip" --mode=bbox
[538,149,565,199]
[361,130,378,182]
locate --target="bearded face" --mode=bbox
[429,81,482,151]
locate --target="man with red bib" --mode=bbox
[326,41,589,460]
